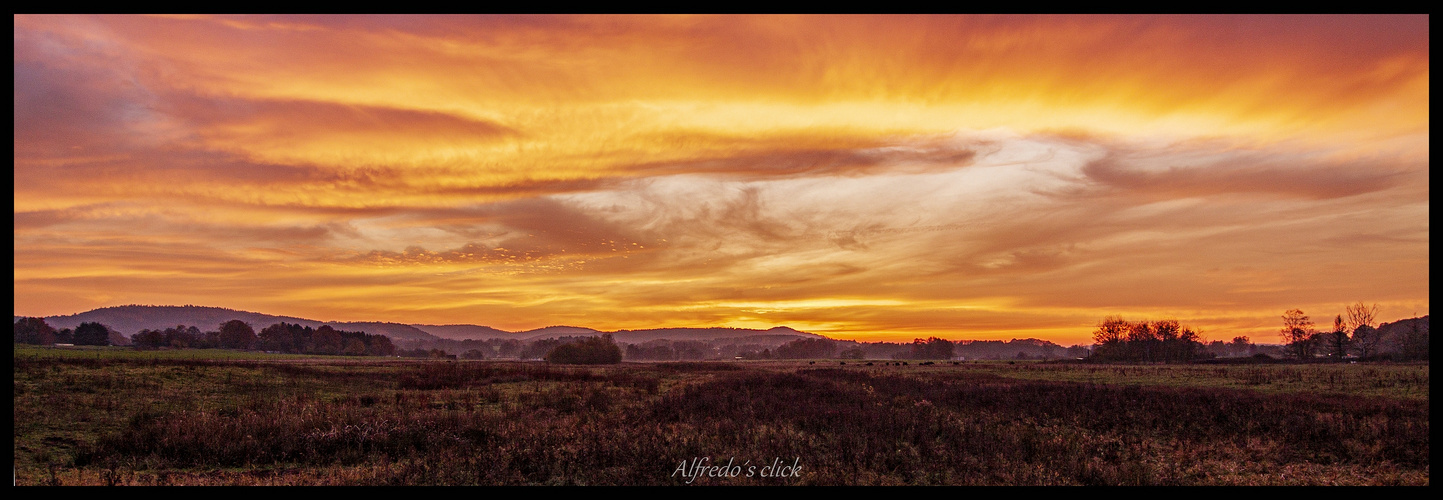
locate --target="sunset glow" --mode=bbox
[14,14,1429,345]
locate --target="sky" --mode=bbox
[13,14,1430,345]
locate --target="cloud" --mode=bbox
[621,134,980,180]
[13,23,182,162]
[343,243,541,266]
[13,16,1429,343]
[1077,148,1409,201]
[160,93,519,165]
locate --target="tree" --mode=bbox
[1152,319,1195,363]
[1280,309,1316,360]
[131,329,166,349]
[54,328,74,344]
[775,338,836,359]
[1229,336,1252,357]
[909,337,955,360]
[74,322,111,346]
[461,348,486,360]
[1174,324,1203,362]
[1346,302,1383,358]
[673,340,708,360]
[1126,321,1158,362]
[217,320,257,350]
[368,335,397,357]
[1091,316,1129,361]
[342,338,368,356]
[1326,314,1350,361]
[258,323,293,352]
[169,326,202,349]
[545,334,623,365]
[1394,317,1429,361]
[14,317,57,345]
[313,325,342,355]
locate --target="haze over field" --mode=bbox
[13,15,1429,345]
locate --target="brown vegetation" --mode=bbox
[13,352,1428,486]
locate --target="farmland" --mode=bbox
[12,346,1429,485]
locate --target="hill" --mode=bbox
[518,326,603,341]
[609,326,823,344]
[1375,315,1429,360]
[28,306,826,348]
[411,324,516,341]
[39,305,443,343]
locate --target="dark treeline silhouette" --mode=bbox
[129,324,211,349]
[1274,303,1429,362]
[255,322,396,356]
[14,317,58,345]
[545,334,623,364]
[625,339,711,360]
[1090,316,1206,363]
[14,317,110,346]
[125,320,397,356]
[624,336,1086,361]
[899,337,956,360]
[1204,336,1258,358]
[400,335,1089,361]
[775,338,838,359]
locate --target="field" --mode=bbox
[12,346,1429,485]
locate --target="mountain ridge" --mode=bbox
[26,305,824,344]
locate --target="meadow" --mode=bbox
[12,346,1429,485]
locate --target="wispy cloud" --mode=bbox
[13,15,1429,344]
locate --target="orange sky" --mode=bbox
[13,15,1430,345]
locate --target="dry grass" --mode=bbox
[13,350,1429,485]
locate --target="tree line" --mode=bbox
[13,318,112,346]
[1279,303,1428,361]
[14,317,396,357]
[1090,317,1206,363]
[544,334,624,364]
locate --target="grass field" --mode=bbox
[12,346,1429,485]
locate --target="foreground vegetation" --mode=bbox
[13,346,1428,485]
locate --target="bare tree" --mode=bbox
[1345,302,1379,331]
[1280,309,1316,360]
[1346,302,1382,358]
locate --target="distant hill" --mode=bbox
[1376,315,1428,358]
[412,324,516,341]
[609,326,823,344]
[28,305,831,348]
[324,322,443,343]
[42,305,312,337]
[1378,315,1429,337]
[503,326,824,344]
[518,326,603,341]
[27,305,826,347]
[38,305,442,343]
